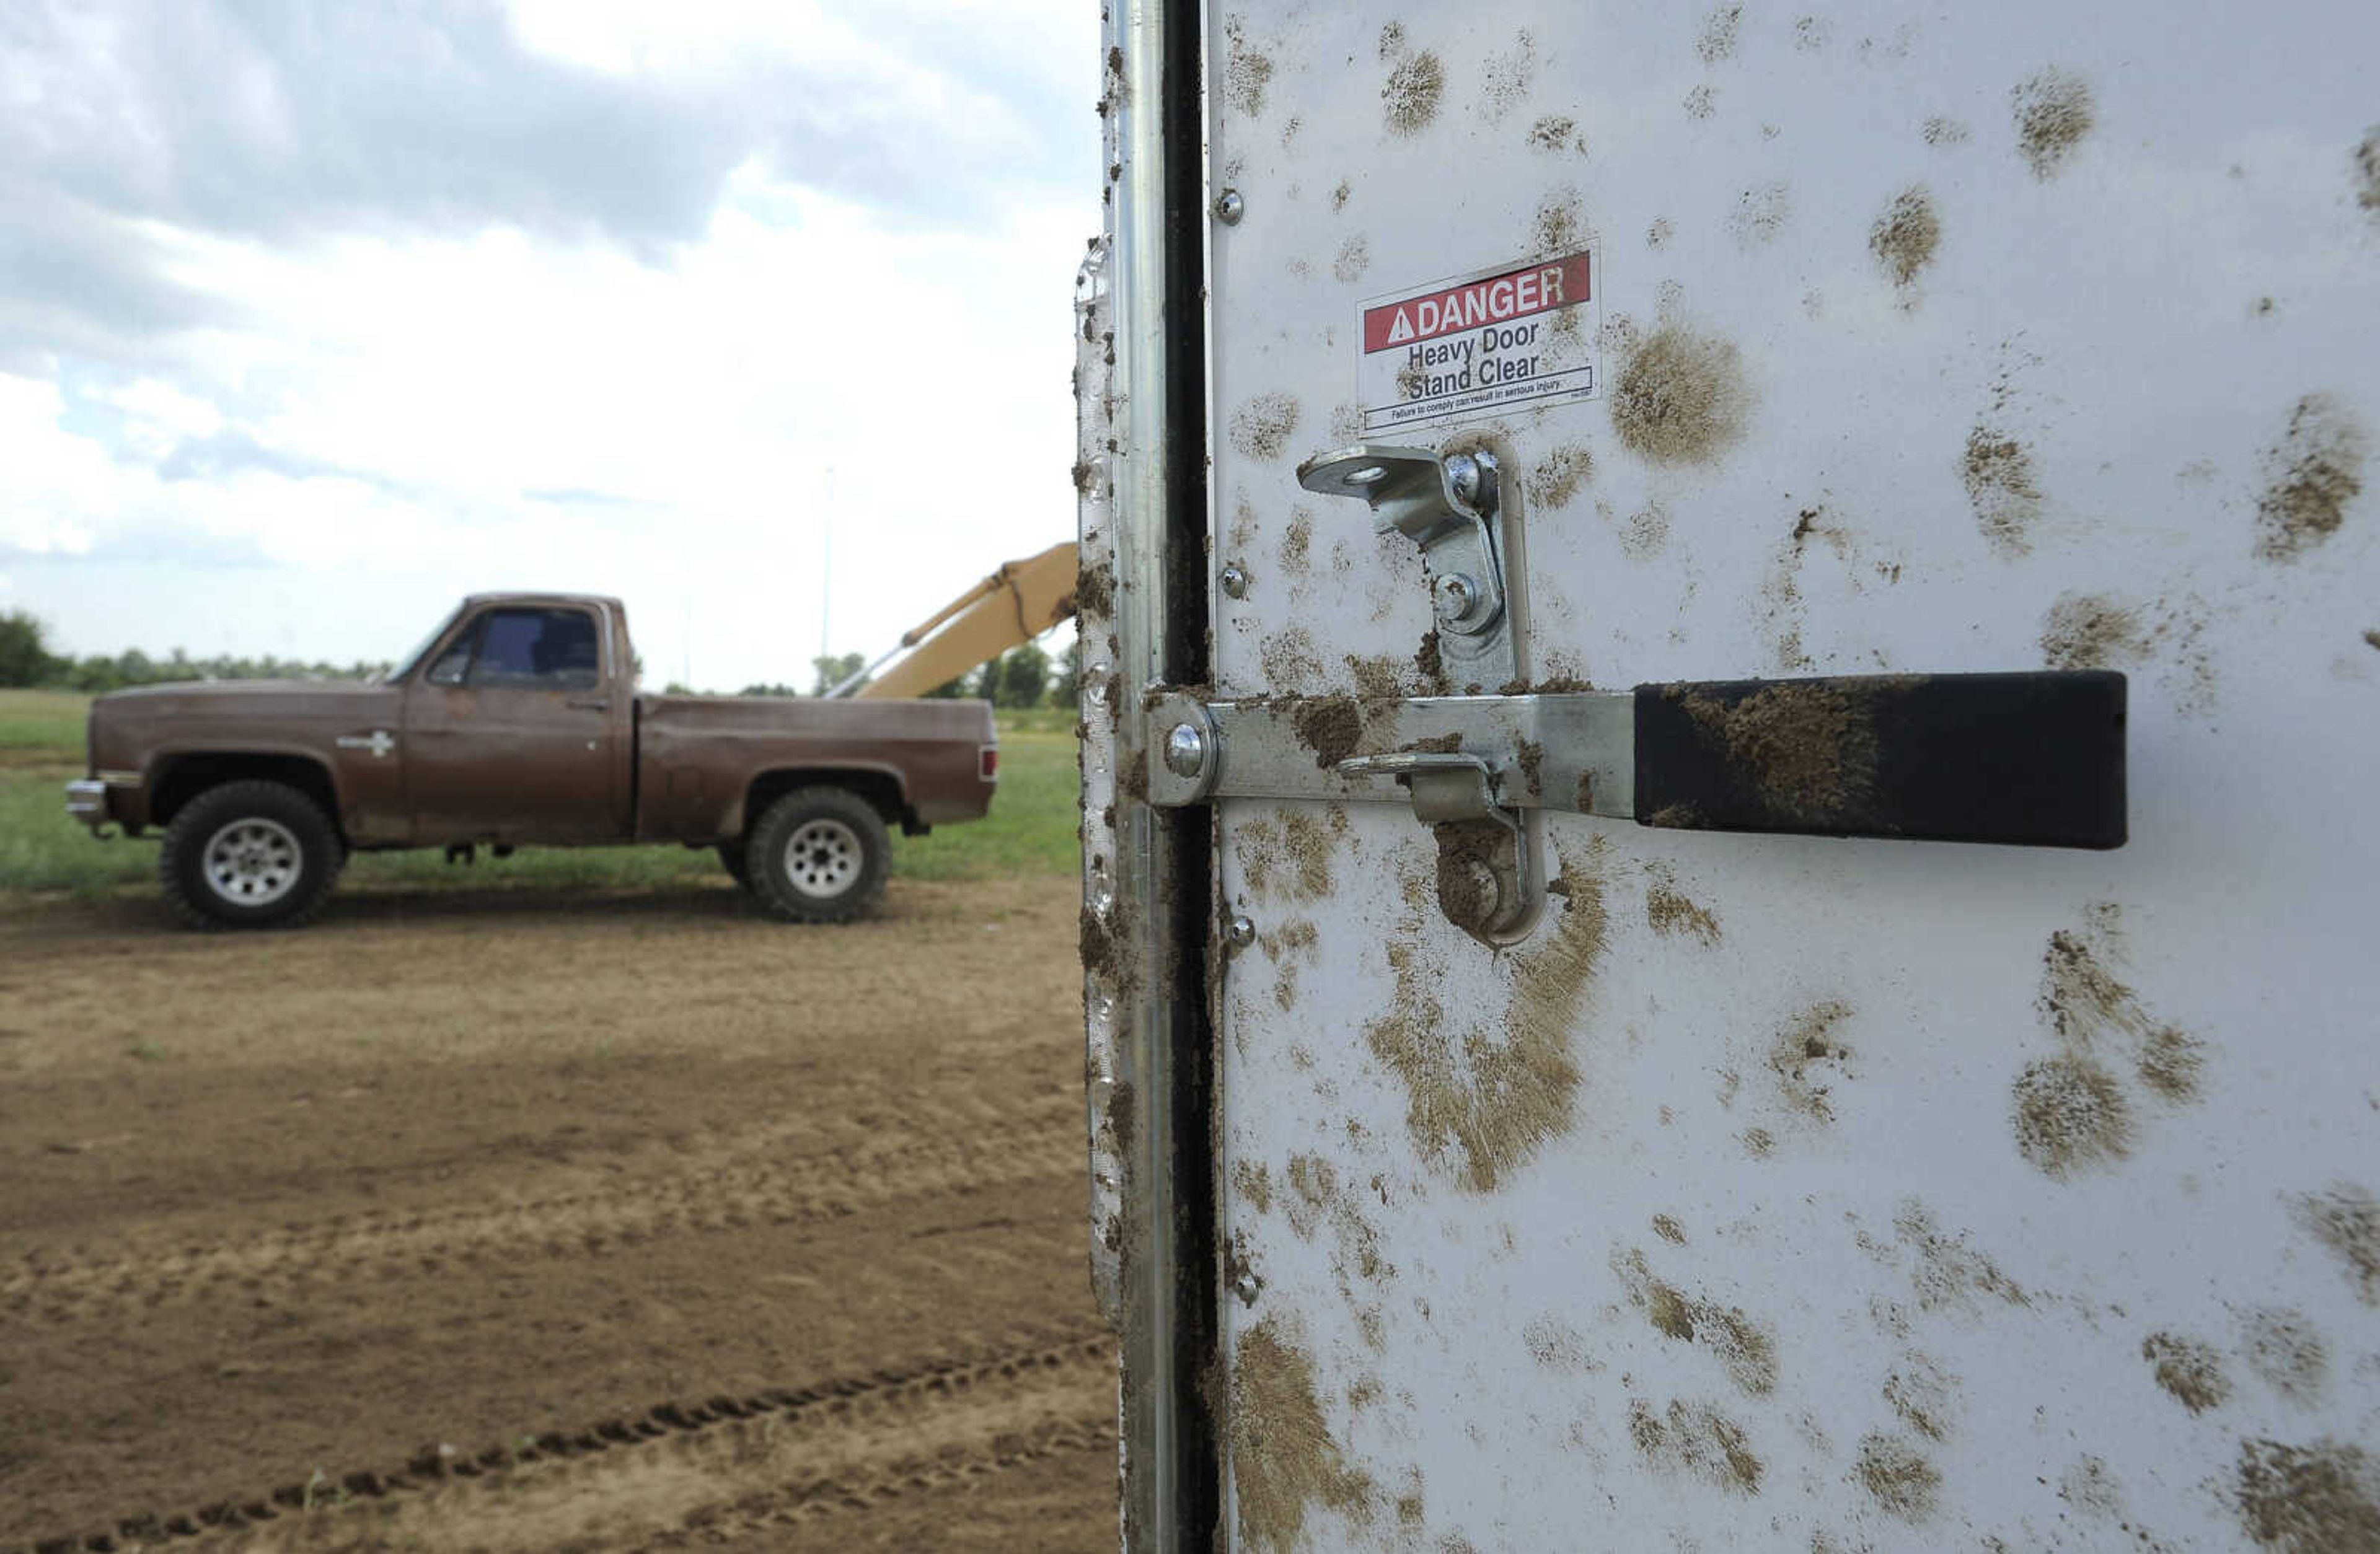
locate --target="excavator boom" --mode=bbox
[845,542,1079,699]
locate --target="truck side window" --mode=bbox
[426,625,478,687]
[470,608,603,690]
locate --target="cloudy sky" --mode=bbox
[1,0,1097,687]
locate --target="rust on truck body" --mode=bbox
[74,592,995,853]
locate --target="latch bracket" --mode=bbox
[1297,444,1518,691]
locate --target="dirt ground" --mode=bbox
[0,877,1111,1552]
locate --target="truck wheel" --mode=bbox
[159,779,345,931]
[717,838,754,891]
[749,787,889,923]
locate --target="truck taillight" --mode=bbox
[979,745,998,781]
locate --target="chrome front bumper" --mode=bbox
[64,778,109,825]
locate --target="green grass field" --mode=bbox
[0,690,1080,900]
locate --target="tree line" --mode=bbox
[4,607,1080,708]
[0,610,390,691]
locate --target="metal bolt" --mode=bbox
[1163,722,1208,778]
[1231,1272,1262,1306]
[1446,449,1497,509]
[1214,189,1245,225]
[1433,572,1479,623]
[1220,563,1250,599]
[1227,915,1256,949]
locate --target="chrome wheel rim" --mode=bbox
[782,818,863,898]
[201,817,303,907]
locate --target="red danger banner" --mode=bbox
[1362,253,1593,354]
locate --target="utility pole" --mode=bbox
[820,465,835,690]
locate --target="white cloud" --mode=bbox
[2,0,1100,689]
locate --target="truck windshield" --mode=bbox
[379,607,466,684]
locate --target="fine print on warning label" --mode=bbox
[1359,250,1599,433]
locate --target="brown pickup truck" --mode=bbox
[65,593,998,929]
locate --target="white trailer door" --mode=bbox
[1104,2,2380,1550]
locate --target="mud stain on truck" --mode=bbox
[2358,129,2380,216]
[2038,592,2150,670]
[1869,185,1941,291]
[1696,6,1743,64]
[1222,16,1274,116]
[1366,855,1606,1192]
[1232,1158,1276,1214]
[1610,322,1753,467]
[2141,1331,2231,1413]
[2011,67,2096,180]
[1962,426,2043,556]
[2232,1437,2380,1551]
[1233,1317,1377,1552]
[1628,1397,1763,1493]
[2253,393,2367,562]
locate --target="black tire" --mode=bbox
[717,838,754,891]
[747,786,890,923]
[159,779,345,931]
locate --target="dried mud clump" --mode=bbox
[1869,186,1941,289]
[2011,67,2096,180]
[1222,17,1275,116]
[2040,592,2151,670]
[2291,1183,2379,1306]
[1629,1398,1763,1493]
[1652,1213,1687,1245]
[2234,1438,2380,1552]
[2253,393,2367,562]
[1228,392,1302,462]
[1232,1319,1376,1552]
[1615,1250,1778,1395]
[2142,1331,2231,1413]
[1610,323,1752,467]
[1073,562,1117,622]
[2038,926,2153,1046]
[1232,1158,1275,1214]
[1893,1200,2029,1313]
[1365,861,1606,1191]
[2241,1309,2329,1407]
[1644,864,1719,946]
[1696,5,1743,64]
[1962,425,2043,556]
[1883,1353,1957,1442]
[1856,1433,1942,1519]
[1770,1001,1854,1120]
[1524,444,1595,509]
[2136,1024,2206,1103]
[1527,114,1585,156]
[2013,1055,2133,1179]
[1382,51,1445,136]
[1291,694,1364,771]
[1680,682,1877,824]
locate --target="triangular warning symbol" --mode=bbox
[1386,308,1415,344]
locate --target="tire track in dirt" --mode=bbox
[4,1097,1080,1327]
[9,1327,1114,1554]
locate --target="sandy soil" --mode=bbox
[0,877,1110,1552]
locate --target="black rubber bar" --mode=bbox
[1633,671,2127,849]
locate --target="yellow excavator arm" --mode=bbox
[845,542,1079,699]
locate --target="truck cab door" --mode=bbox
[402,604,624,844]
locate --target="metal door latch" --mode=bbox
[1337,751,1535,939]
[1297,444,1516,691]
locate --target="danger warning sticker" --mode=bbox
[1359,250,1598,432]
